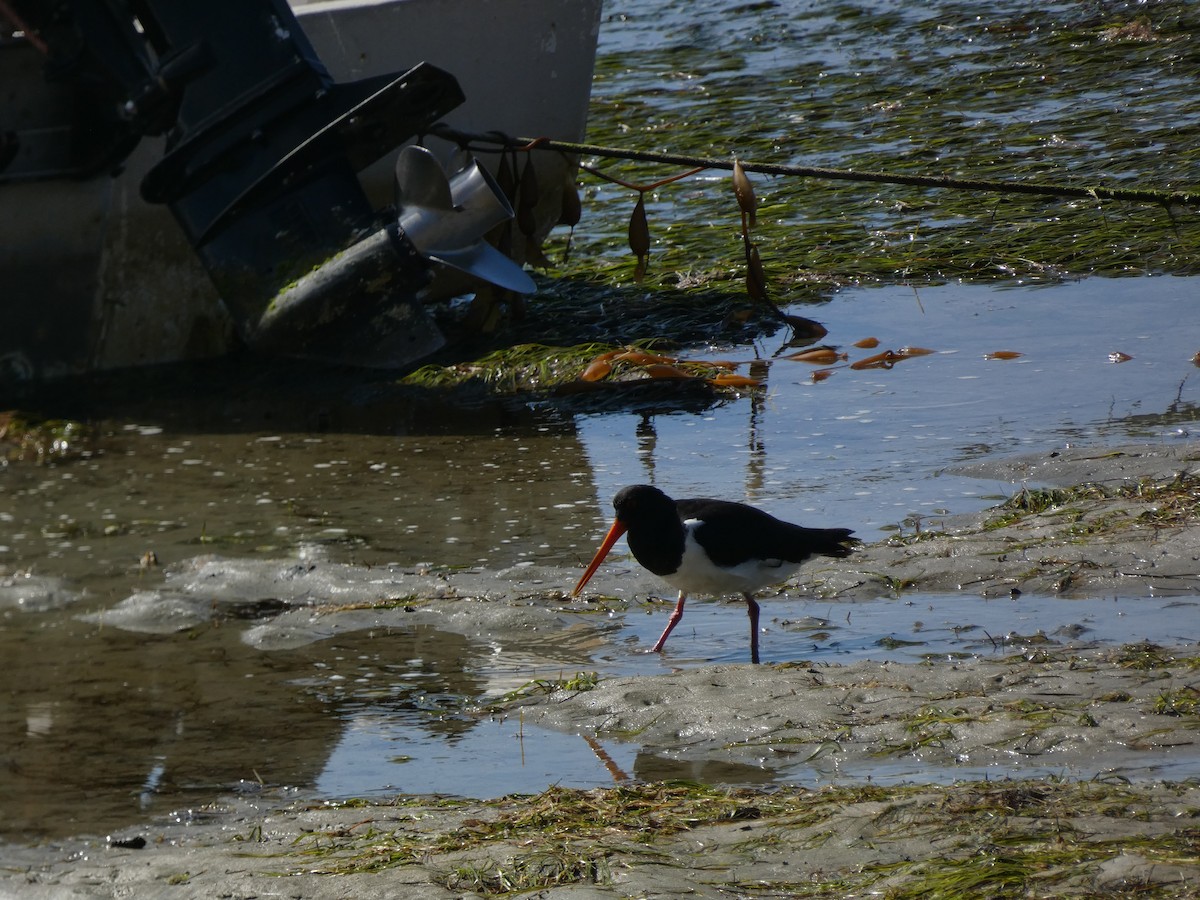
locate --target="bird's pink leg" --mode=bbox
[744,593,761,664]
[651,592,687,652]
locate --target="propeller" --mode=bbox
[394,145,536,294]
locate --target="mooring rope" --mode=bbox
[428,125,1200,210]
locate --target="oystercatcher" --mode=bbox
[572,484,855,663]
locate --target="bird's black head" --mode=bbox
[612,484,675,524]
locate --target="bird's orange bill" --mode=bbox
[571,519,628,596]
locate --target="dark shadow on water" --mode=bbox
[8,348,735,439]
[9,351,553,438]
[5,270,798,436]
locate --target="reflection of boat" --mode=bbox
[0,0,601,382]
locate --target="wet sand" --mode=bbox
[7,776,1199,898]
[4,441,1199,898]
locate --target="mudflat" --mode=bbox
[5,441,1199,899]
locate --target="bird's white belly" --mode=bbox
[663,526,800,596]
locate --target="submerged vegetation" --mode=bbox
[417,0,1200,391]
[402,342,616,392]
[494,670,600,705]
[568,0,1200,287]
[0,411,91,464]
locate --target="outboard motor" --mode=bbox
[5,0,533,367]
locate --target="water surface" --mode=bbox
[3,277,1196,843]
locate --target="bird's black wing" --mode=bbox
[678,499,854,567]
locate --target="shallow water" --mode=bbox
[3,276,1197,843]
[316,588,1200,802]
[580,276,1199,539]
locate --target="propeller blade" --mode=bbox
[394,145,454,210]
[395,147,535,294]
[429,242,536,294]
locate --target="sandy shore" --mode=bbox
[6,773,1200,898]
[4,441,1199,898]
